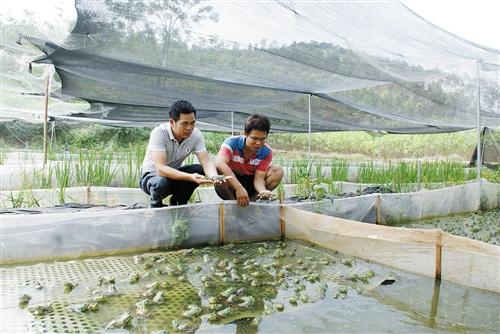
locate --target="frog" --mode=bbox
[63,282,78,293]
[106,311,134,329]
[153,291,165,304]
[28,304,54,316]
[18,294,31,308]
[66,303,91,314]
[182,304,202,318]
[217,307,232,318]
[171,319,194,332]
[128,272,140,284]
[238,296,255,309]
[135,299,152,316]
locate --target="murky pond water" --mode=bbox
[1,240,498,333]
[390,209,500,245]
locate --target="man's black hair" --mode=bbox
[244,114,271,134]
[169,100,197,121]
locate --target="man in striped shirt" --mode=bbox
[140,100,223,207]
[215,114,284,207]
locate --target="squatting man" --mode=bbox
[214,114,284,207]
[139,100,230,208]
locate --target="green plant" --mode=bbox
[314,162,327,183]
[482,167,500,183]
[55,161,72,204]
[0,140,9,164]
[32,165,54,189]
[290,159,312,184]
[275,183,285,200]
[328,182,342,196]
[330,159,349,181]
[75,147,118,186]
[188,190,201,204]
[312,183,328,200]
[168,209,190,247]
[295,176,316,199]
[6,190,40,208]
[122,149,140,188]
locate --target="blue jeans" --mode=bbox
[139,164,204,206]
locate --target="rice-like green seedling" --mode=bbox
[330,159,348,182]
[6,190,40,208]
[76,147,118,186]
[122,148,139,188]
[314,161,327,183]
[0,140,9,164]
[55,160,72,204]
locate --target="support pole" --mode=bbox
[429,278,441,326]
[86,186,91,205]
[219,203,225,244]
[279,191,285,240]
[50,121,56,152]
[308,94,312,163]
[231,111,234,136]
[475,60,481,198]
[43,68,50,165]
[375,194,381,224]
[435,230,442,280]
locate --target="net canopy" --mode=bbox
[2,0,499,133]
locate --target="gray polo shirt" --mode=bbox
[141,123,206,174]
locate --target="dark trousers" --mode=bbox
[139,164,204,206]
[215,173,257,199]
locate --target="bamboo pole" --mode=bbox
[43,70,50,165]
[435,230,442,280]
[279,191,285,240]
[50,120,56,152]
[375,194,381,224]
[429,278,441,326]
[86,186,91,205]
[219,203,225,244]
[308,94,312,163]
[475,60,481,201]
[231,111,234,136]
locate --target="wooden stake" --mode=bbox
[429,277,441,326]
[43,71,50,165]
[279,191,285,240]
[219,203,225,244]
[435,230,442,280]
[86,186,91,205]
[375,194,381,224]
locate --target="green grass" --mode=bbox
[1,120,486,160]
[75,147,117,186]
[0,139,9,164]
[1,124,496,209]
[267,130,478,160]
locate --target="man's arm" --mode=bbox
[253,170,270,195]
[152,151,204,183]
[216,153,250,206]
[215,154,242,189]
[196,151,218,179]
[253,150,274,199]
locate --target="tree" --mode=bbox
[104,0,218,66]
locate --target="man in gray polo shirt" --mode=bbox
[140,100,221,207]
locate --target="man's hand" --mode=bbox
[257,190,273,200]
[191,173,212,184]
[208,175,233,185]
[235,186,250,207]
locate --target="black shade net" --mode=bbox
[2,0,499,133]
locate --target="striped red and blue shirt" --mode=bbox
[218,136,272,176]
